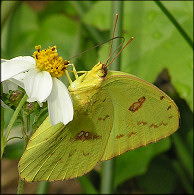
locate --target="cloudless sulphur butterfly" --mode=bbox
[18,14,179,182]
[18,61,180,182]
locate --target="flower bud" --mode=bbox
[24,102,39,114]
[9,90,24,106]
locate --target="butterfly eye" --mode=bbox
[101,64,108,77]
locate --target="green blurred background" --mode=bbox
[1,1,193,194]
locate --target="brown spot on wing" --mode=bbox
[169,115,173,119]
[137,121,147,126]
[116,134,125,139]
[160,96,165,100]
[149,124,158,128]
[69,153,73,157]
[103,115,109,120]
[103,98,106,102]
[83,152,89,156]
[159,121,168,126]
[69,149,77,157]
[129,96,146,113]
[138,96,146,103]
[72,131,102,142]
[93,100,97,104]
[167,105,172,110]
[98,115,109,121]
[93,134,102,140]
[128,132,136,138]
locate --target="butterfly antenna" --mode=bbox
[103,37,125,65]
[67,36,123,62]
[106,37,134,67]
[105,14,119,65]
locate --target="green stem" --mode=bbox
[1,85,5,157]
[17,109,30,194]
[78,175,98,194]
[17,177,24,194]
[1,94,28,158]
[22,112,30,143]
[154,0,193,48]
[100,159,116,194]
[100,2,124,194]
[36,182,50,194]
[110,1,124,71]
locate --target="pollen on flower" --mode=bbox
[33,45,69,77]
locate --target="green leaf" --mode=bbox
[137,155,177,194]
[3,141,24,159]
[114,138,171,188]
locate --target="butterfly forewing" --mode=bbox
[18,90,114,182]
[100,72,179,161]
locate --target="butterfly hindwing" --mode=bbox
[100,71,179,161]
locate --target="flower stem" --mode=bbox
[36,181,50,194]
[17,109,30,194]
[17,177,24,194]
[110,1,123,71]
[78,175,98,194]
[100,1,123,194]
[1,108,5,156]
[1,94,28,158]
[100,159,116,194]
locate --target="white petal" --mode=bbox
[1,59,8,63]
[2,81,9,94]
[1,56,36,82]
[2,80,18,93]
[10,56,36,64]
[24,69,53,103]
[9,72,27,89]
[47,78,73,125]
[2,72,27,92]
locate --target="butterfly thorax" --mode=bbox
[68,62,107,108]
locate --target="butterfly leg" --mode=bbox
[76,71,88,74]
[65,63,79,84]
[66,64,79,79]
[65,69,73,85]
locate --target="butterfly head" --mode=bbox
[91,62,108,78]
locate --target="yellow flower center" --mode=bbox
[33,45,69,77]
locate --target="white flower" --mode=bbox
[1,45,74,125]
